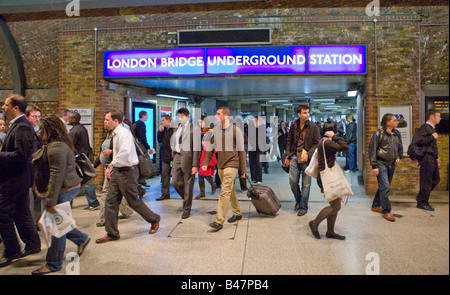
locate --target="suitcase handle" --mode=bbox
[244,177,261,200]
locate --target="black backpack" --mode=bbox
[407,133,424,161]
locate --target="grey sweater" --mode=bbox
[46,141,82,207]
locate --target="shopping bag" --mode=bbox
[319,141,353,203]
[37,202,77,248]
[305,148,319,178]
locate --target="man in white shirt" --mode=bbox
[96,109,160,243]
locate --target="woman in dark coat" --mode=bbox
[309,121,349,240]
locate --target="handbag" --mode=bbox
[305,148,319,178]
[134,138,155,180]
[319,140,353,203]
[75,152,98,186]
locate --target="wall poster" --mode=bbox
[378,105,411,157]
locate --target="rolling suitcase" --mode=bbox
[246,179,281,216]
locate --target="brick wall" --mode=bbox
[0,0,448,194]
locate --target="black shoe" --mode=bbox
[309,221,320,239]
[20,248,41,258]
[209,222,223,232]
[182,211,190,219]
[156,195,170,201]
[227,215,242,223]
[326,232,346,240]
[0,252,22,268]
[417,204,435,211]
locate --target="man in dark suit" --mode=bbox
[415,109,441,212]
[0,94,41,268]
[156,114,175,201]
[68,112,100,210]
[132,110,151,151]
[170,108,201,219]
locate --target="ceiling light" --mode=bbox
[156,94,190,100]
[346,84,360,97]
[268,100,289,103]
[309,98,335,102]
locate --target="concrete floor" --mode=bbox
[1,157,448,275]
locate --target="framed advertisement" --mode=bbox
[159,106,173,123]
[378,106,411,157]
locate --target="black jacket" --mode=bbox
[69,123,92,157]
[369,128,403,169]
[415,123,439,160]
[133,120,150,150]
[345,121,357,144]
[317,136,349,172]
[157,127,174,163]
[0,115,36,188]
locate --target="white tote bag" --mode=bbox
[38,201,77,247]
[305,148,319,178]
[319,140,353,203]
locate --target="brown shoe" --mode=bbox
[149,222,159,234]
[95,235,119,244]
[383,213,396,222]
[371,207,383,213]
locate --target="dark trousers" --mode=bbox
[0,184,41,258]
[105,167,160,239]
[249,151,262,182]
[417,155,440,206]
[161,161,172,198]
[198,175,214,194]
[171,153,195,213]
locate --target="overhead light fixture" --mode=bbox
[268,100,289,103]
[346,84,360,97]
[320,102,335,105]
[156,93,190,100]
[309,98,335,103]
[283,103,293,106]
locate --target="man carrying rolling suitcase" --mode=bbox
[202,107,247,232]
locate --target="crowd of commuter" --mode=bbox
[0,93,443,274]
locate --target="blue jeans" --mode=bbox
[346,143,357,171]
[46,187,89,271]
[289,156,311,211]
[84,181,99,207]
[372,163,395,214]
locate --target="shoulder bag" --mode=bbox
[319,140,354,203]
